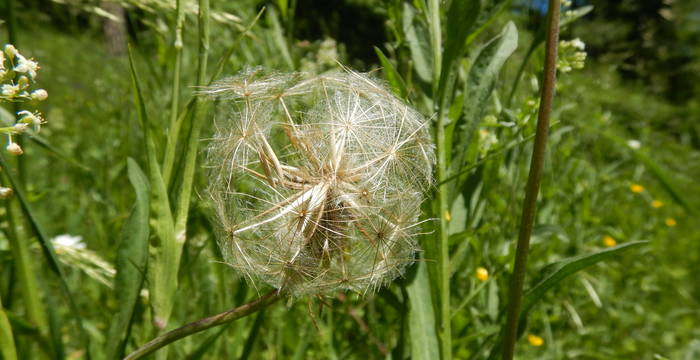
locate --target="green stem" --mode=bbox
[428,0,442,97]
[161,0,186,185]
[501,1,560,359]
[173,0,209,242]
[427,1,451,358]
[124,290,281,360]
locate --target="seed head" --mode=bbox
[203,68,435,297]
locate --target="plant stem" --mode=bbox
[501,1,560,359]
[124,290,281,360]
[161,0,186,185]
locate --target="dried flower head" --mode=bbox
[203,68,435,296]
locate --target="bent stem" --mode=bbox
[501,0,560,359]
[124,290,282,360]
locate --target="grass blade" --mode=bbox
[521,241,648,315]
[105,158,151,360]
[374,46,408,98]
[436,0,480,107]
[402,2,432,83]
[406,261,440,360]
[127,46,178,329]
[0,294,18,360]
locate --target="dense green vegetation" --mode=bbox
[1,0,698,359]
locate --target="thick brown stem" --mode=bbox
[501,1,561,359]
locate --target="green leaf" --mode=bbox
[105,158,151,360]
[402,2,432,83]
[267,6,294,70]
[521,241,648,316]
[488,241,648,359]
[449,22,518,185]
[406,261,440,360]
[374,47,408,98]
[0,295,17,360]
[127,46,178,329]
[436,0,480,106]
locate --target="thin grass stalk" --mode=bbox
[0,293,17,360]
[2,195,50,358]
[159,8,265,187]
[161,0,186,184]
[501,1,560,359]
[124,290,281,360]
[173,0,209,241]
[427,1,452,358]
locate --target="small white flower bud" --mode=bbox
[31,89,48,101]
[17,76,29,88]
[4,44,17,59]
[0,187,13,199]
[6,142,23,156]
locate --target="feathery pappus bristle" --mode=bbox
[204,68,435,297]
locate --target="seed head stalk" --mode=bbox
[501,1,560,359]
[124,290,282,360]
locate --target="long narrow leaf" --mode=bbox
[374,47,408,98]
[127,46,178,329]
[105,158,151,359]
[0,295,17,360]
[449,22,518,188]
[521,241,648,315]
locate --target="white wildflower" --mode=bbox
[17,110,45,131]
[1,83,19,97]
[13,54,39,79]
[52,234,86,250]
[627,139,641,149]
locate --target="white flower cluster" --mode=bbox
[558,38,587,73]
[203,69,435,296]
[0,44,48,158]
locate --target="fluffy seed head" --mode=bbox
[203,68,435,297]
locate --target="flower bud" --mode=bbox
[31,89,48,101]
[4,44,17,59]
[17,76,29,88]
[6,142,23,155]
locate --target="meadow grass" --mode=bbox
[0,0,698,359]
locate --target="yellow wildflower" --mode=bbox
[602,235,617,247]
[651,200,663,208]
[665,218,677,227]
[475,267,489,281]
[629,184,644,193]
[528,334,544,347]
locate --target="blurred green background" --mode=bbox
[1,0,699,359]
